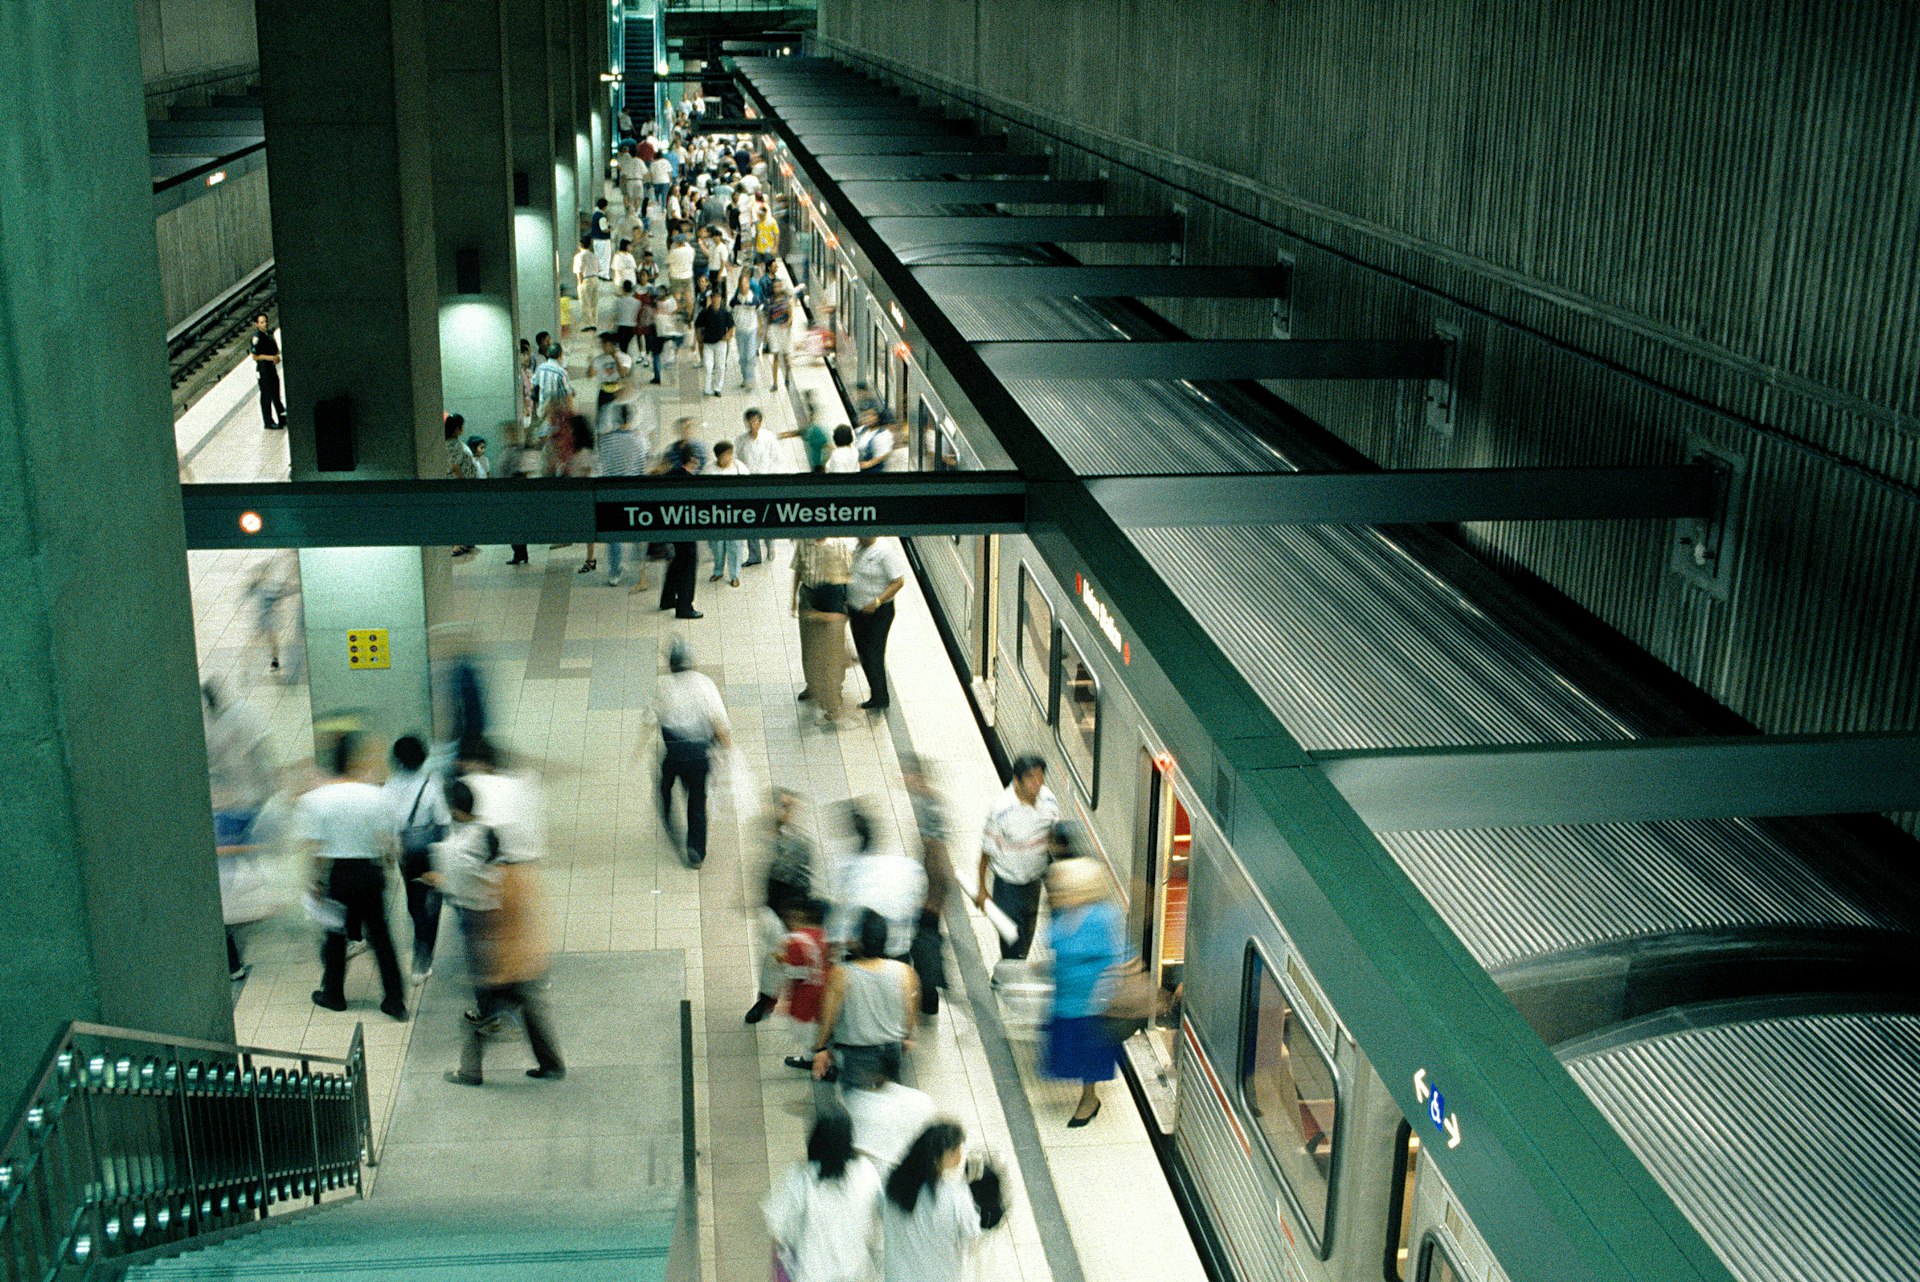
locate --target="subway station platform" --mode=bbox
[179,185,1206,1282]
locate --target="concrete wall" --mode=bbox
[139,0,258,116]
[155,165,273,329]
[815,0,1920,830]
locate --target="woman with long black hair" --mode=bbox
[880,1123,983,1282]
[763,1112,882,1282]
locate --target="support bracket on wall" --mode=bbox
[1669,440,1746,599]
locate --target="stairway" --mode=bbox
[123,1197,677,1281]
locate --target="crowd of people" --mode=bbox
[203,93,1148,1282]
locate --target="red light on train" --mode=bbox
[892,341,911,361]
[1153,751,1175,774]
[825,233,840,250]
[779,163,793,178]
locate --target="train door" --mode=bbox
[889,345,908,426]
[1138,749,1192,1078]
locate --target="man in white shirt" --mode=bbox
[455,736,549,866]
[848,536,909,712]
[384,734,451,982]
[572,236,601,332]
[653,640,733,868]
[842,1076,937,1171]
[666,236,697,314]
[617,144,645,215]
[974,755,1060,960]
[736,407,787,568]
[294,731,409,1018]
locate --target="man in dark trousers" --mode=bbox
[250,314,285,430]
[657,440,704,618]
[848,535,909,711]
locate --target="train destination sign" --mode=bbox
[594,486,1025,537]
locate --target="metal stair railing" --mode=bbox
[0,1021,373,1281]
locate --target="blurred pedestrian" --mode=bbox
[765,1113,882,1282]
[973,756,1059,961]
[746,788,816,1024]
[793,537,854,725]
[781,391,833,474]
[652,639,732,868]
[900,757,952,1017]
[655,440,705,618]
[596,402,651,590]
[840,1050,936,1170]
[429,780,502,1017]
[443,807,565,1086]
[204,682,277,981]
[1044,857,1127,1127]
[881,1124,984,1282]
[573,236,601,332]
[828,804,926,964]
[772,898,830,1068]
[247,555,297,674]
[295,731,408,1020]
[811,908,917,1088]
[385,735,450,984]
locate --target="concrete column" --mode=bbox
[258,0,445,741]
[570,0,596,228]
[505,0,561,348]
[258,0,446,480]
[0,3,232,1085]
[547,0,580,315]
[426,0,522,463]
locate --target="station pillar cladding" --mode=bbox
[547,0,581,306]
[426,0,523,467]
[505,0,563,349]
[0,3,233,1084]
[257,0,446,750]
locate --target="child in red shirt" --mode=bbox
[778,899,829,1070]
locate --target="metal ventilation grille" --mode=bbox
[1002,379,1292,475]
[1564,1009,1920,1282]
[942,293,1124,341]
[1128,523,1628,749]
[1379,820,1898,970]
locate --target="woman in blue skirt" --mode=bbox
[1044,856,1127,1127]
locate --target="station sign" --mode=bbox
[594,490,1024,537]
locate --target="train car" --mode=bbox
[760,126,1920,1282]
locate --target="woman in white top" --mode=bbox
[764,1113,883,1282]
[825,423,860,474]
[881,1123,983,1282]
[610,238,639,292]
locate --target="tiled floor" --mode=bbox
[184,188,1205,1282]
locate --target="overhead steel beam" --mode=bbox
[179,474,1028,549]
[789,120,963,137]
[822,153,1051,178]
[805,136,1008,155]
[870,215,1181,247]
[767,107,930,123]
[840,179,1104,208]
[688,117,765,134]
[976,338,1448,381]
[1086,465,1719,527]
[1317,732,1920,828]
[914,264,1291,297]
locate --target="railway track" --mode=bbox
[169,262,276,407]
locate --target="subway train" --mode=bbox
[762,137,1920,1282]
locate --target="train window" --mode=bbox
[1417,1237,1467,1282]
[1240,945,1339,1249]
[1017,567,1054,714]
[1056,630,1100,805]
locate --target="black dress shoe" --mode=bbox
[860,700,889,711]
[1067,1100,1102,1128]
[675,609,704,619]
[311,990,348,1012]
[744,994,777,1025]
[783,1055,813,1071]
[380,999,409,1022]
[527,1066,567,1081]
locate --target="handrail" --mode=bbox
[0,1021,373,1280]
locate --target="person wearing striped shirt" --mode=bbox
[596,405,651,590]
[531,344,573,420]
[974,756,1060,960]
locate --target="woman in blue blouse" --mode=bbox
[1044,856,1127,1127]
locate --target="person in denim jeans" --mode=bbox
[706,441,748,586]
